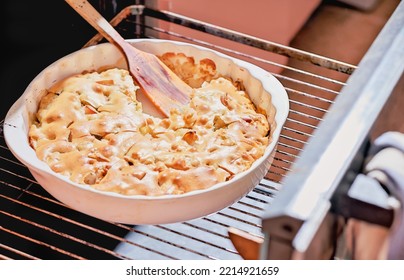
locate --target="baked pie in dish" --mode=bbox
[28,65,270,196]
[4,39,289,224]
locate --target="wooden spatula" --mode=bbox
[65,0,192,117]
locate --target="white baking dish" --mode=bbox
[4,39,289,225]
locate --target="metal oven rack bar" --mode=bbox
[0,3,402,259]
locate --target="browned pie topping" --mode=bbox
[28,56,270,196]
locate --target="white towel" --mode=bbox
[344,131,404,259]
[365,131,404,259]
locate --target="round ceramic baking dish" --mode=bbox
[4,39,289,225]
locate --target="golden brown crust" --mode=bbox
[158,52,217,88]
[29,56,271,196]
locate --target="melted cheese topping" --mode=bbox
[29,68,270,196]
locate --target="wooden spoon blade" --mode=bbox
[126,48,192,116]
[65,0,192,118]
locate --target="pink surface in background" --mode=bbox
[149,0,321,73]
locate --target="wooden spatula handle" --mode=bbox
[65,0,192,118]
[65,0,130,50]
